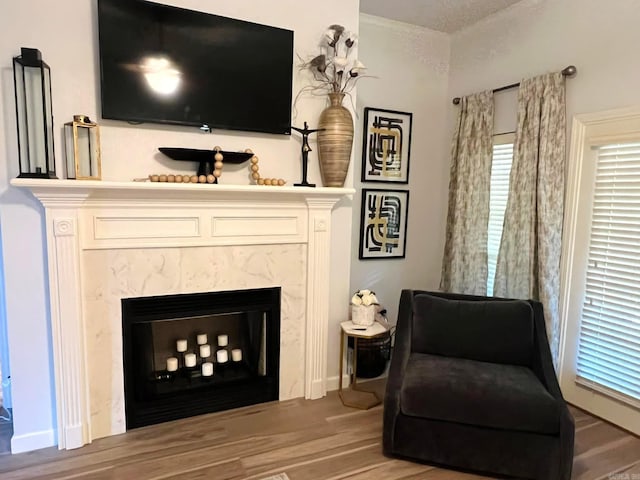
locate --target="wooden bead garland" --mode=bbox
[246,148,286,187]
[148,173,215,184]
[213,146,223,178]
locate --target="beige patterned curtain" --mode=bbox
[494,72,566,363]
[440,91,494,295]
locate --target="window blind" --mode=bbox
[487,139,514,296]
[576,142,640,405]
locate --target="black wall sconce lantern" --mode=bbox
[12,47,57,178]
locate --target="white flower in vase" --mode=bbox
[350,289,380,326]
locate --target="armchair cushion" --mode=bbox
[400,352,561,435]
[412,293,534,366]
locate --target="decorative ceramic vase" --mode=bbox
[352,305,376,327]
[317,92,353,187]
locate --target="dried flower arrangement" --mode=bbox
[298,24,368,99]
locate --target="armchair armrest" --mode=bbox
[528,299,574,479]
[528,300,562,399]
[383,289,414,454]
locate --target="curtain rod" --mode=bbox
[452,65,577,105]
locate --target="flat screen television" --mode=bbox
[97,0,294,135]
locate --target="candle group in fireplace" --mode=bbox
[165,332,243,375]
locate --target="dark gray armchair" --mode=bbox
[383,290,574,479]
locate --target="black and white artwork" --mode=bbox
[361,108,412,184]
[359,189,409,259]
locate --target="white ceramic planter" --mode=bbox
[352,304,376,326]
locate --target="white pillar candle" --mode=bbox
[216,349,229,363]
[196,333,208,345]
[201,362,214,377]
[184,353,197,368]
[199,344,211,358]
[231,349,242,362]
[166,357,178,372]
[218,334,228,347]
[176,339,188,352]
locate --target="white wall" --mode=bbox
[0,221,11,410]
[348,15,450,324]
[0,0,359,452]
[449,0,640,133]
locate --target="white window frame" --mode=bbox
[559,106,640,434]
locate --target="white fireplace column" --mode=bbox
[304,195,343,400]
[42,194,92,450]
[12,179,353,449]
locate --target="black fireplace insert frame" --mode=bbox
[122,287,281,429]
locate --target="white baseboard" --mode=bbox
[11,429,55,454]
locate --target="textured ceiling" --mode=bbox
[360,0,523,33]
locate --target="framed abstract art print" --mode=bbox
[359,188,409,260]
[361,107,412,184]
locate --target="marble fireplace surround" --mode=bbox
[12,178,354,450]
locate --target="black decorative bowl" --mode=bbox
[159,147,254,177]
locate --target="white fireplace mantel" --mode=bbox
[11,178,354,450]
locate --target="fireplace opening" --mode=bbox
[122,287,280,429]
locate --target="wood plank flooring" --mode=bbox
[0,383,638,479]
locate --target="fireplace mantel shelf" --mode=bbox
[11,178,355,204]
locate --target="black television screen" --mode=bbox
[97,0,293,135]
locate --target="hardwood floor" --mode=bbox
[0,383,638,479]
